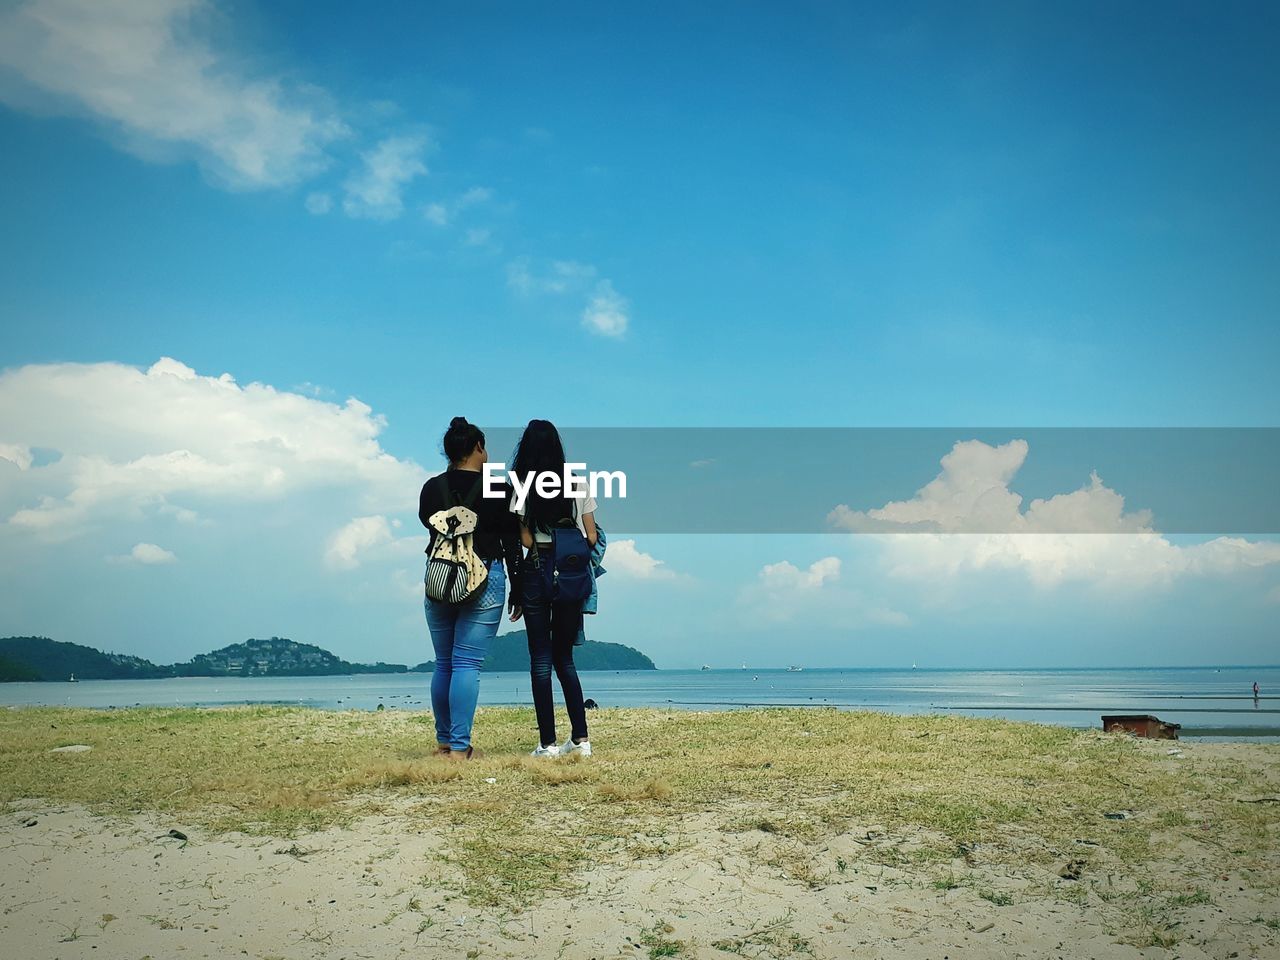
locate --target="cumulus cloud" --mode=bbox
[0,443,33,471]
[0,0,348,189]
[506,258,630,335]
[109,542,177,565]
[831,439,1280,588]
[743,555,908,627]
[342,134,428,220]
[829,439,1151,534]
[325,515,393,570]
[758,556,841,590]
[305,192,333,215]
[0,357,423,541]
[581,280,629,338]
[606,539,680,581]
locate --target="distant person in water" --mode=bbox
[511,419,597,759]
[1255,681,1261,705]
[419,418,523,760]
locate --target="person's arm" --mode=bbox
[418,480,440,554]
[579,494,598,546]
[500,485,524,621]
[418,481,434,529]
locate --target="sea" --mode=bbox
[2,665,1277,740]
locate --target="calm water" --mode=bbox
[3,666,1277,738]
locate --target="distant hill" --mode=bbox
[413,630,656,672]
[0,636,408,681]
[172,637,407,677]
[0,653,41,682]
[0,637,170,681]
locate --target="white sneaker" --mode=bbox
[560,738,592,758]
[530,743,560,758]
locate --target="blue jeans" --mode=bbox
[424,560,504,751]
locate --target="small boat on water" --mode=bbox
[787,665,803,672]
[68,673,78,683]
[700,664,711,671]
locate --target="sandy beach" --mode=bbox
[2,707,1278,959]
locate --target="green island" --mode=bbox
[413,630,656,672]
[0,633,655,682]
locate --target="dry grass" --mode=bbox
[2,704,1277,917]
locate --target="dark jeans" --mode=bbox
[522,547,588,747]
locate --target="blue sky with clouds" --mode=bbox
[0,1,1277,668]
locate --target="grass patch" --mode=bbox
[1,704,1276,920]
[978,887,1014,906]
[712,910,813,956]
[639,921,686,958]
[1168,887,1212,908]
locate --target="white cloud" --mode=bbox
[0,0,348,189]
[463,227,492,247]
[829,439,1151,534]
[506,257,598,296]
[305,191,333,215]
[422,186,493,227]
[456,186,492,208]
[759,557,841,591]
[506,257,627,332]
[325,515,393,570]
[876,532,1280,589]
[0,443,33,471]
[742,555,908,627]
[423,202,449,226]
[831,439,1280,588]
[0,357,423,541]
[581,279,629,338]
[109,542,177,565]
[342,134,428,220]
[606,539,679,581]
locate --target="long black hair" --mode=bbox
[511,419,572,532]
[442,416,485,466]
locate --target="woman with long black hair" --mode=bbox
[510,419,596,758]
[418,417,522,760]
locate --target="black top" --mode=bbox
[418,469,522,594]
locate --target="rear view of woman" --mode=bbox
[419,417,522,759]
[511,419,596,758]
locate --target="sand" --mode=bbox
[4,741,1279,960]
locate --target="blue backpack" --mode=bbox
[547,519,593,603]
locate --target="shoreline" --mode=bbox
[5,700,1279,741]
[6,665,1278,742]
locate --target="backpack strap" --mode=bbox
[460,474,483,510]
[438,473,483,509]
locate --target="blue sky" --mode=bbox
[0,1,1277,668]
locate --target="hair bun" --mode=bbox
[449,416,469,429]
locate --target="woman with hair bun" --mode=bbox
[418,417,522,759]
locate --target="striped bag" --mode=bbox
[424,476,489,604]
